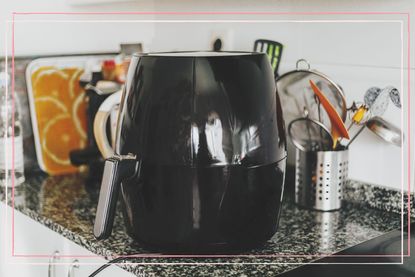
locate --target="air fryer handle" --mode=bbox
[93,154,137,240]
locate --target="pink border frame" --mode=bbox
[8,11,412,261]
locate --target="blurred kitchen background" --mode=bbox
[0,0,413,192]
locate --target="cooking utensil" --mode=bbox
[349,102,370,126]
[288,117,333,152]
[309,80,350,149]
[388,87,402,108]
[364,86,381,108]
[347,85,401,147]
[93,51,287,252]
[276,60,347,139]
[364,86,401,116]
[366,116,402,147]
[295,147,348,211]
[343,101,371,132]
[347,116,402,147]
[253,39,283,78]
[338,102,371,146]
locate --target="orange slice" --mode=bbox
[41,114,83,170]
[72,92,88,140]
[32,66,88,175]
[34,96,68,129]
[31,66,56,82]
[32,68,71,108]
[32,67,69,92]
[64,68,84,99]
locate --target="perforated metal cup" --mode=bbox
[295,148,348,211]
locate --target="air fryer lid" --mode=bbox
[117,51,286,167]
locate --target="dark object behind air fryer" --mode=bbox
[69,71,108,184]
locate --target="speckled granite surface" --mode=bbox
[0,172,404,276]
[345,179,414,217]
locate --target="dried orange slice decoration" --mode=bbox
[34,96,68,128]
[32,67,69,88]
[67,68,84,99]
[32,67,72,110]
[41,114,83,167]
[32,66,88,175]
[72,92,88,140]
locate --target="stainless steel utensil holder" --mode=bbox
[295,148,348,211]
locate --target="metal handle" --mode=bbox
[67,259,79,277]
[48,251,60,277]
[296,59,311,70]
[93,90,122,159]
[94,154,138,239]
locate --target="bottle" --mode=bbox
[0,72,25,187]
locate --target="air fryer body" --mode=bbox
[115,52,287,251]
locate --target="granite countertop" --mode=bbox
[1,173,402,276]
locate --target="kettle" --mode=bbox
[93,51,287,252]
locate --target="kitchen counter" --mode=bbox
[1,173,402,276]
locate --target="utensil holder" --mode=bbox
[295,147,348,211]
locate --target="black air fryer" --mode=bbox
[93,51,287,252]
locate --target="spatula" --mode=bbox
[309,80,350,149]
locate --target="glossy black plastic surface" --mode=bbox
[116,51,287,251]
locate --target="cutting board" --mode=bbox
[26,55,114,175]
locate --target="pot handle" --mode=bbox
[93,90,122,159]
[94,153,137,239]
